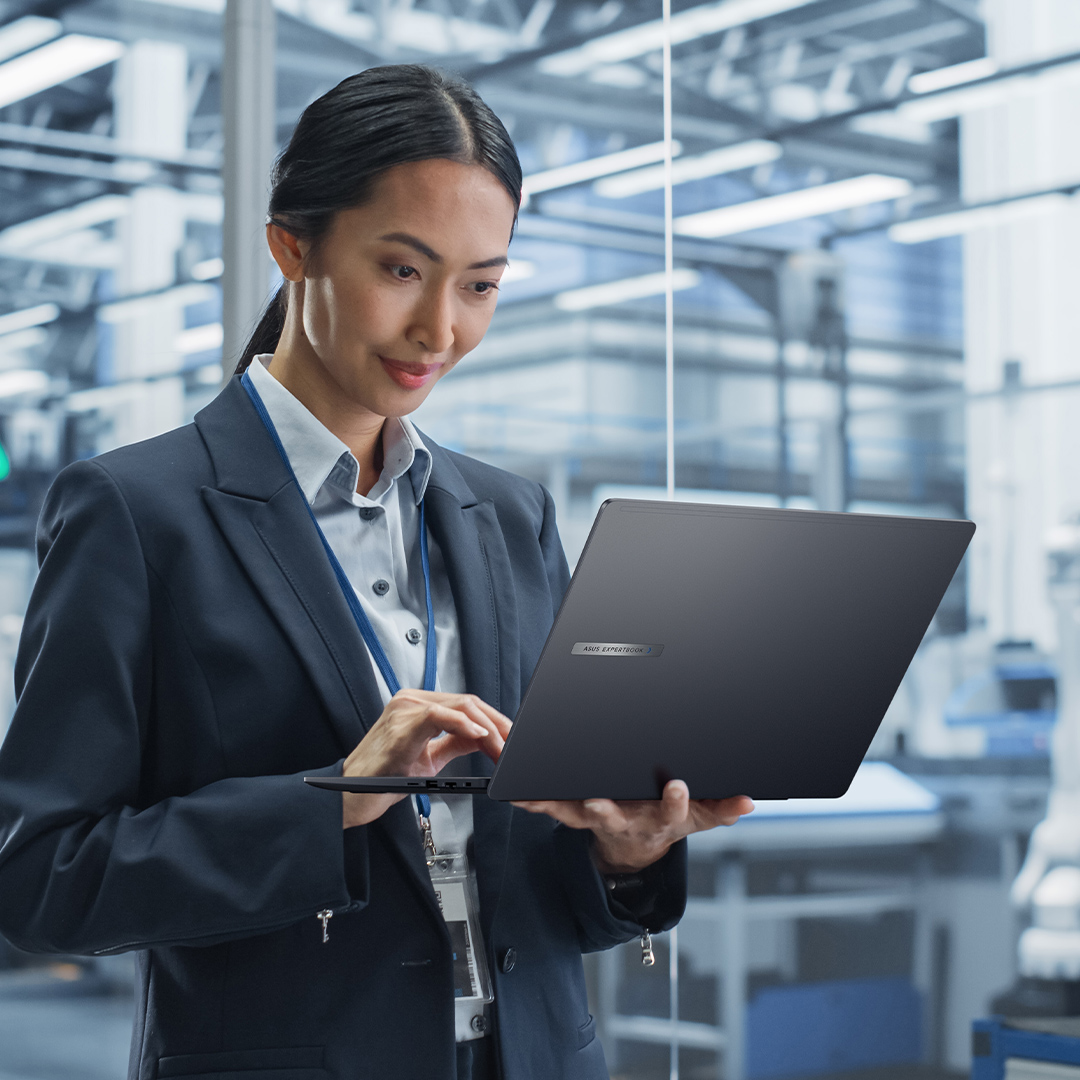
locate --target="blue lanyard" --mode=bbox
[241,372,437,817]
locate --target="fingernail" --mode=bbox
[471,724,487,737]
[583,800,603,812]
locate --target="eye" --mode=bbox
[469,281,499,295]
[390,265,417,280]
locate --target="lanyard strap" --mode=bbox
[241,372,438,818]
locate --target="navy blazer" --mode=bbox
[0,378,687,1080]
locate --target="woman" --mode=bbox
[0,66,751,1079]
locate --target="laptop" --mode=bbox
[306,499,973,802]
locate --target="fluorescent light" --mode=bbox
[0,303,59,336]
[0,17,61,63]
[900,60,1080,123]
[555,268,701,311]
[539,0,813,77]
[0,328,48,354]
[191,256,224,281]
[522,141,682,197]
[0,195,129,251]
[21,231,120,268]
[0,369,49,398]
[675,174,913,238]
[0,35,125,110]
[889,192,1072,244]
[98,283,217,323]
[501,260,535,284]
[908,57,998,94]
[176,323,224,354]
[595,139,782,199]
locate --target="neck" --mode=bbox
[266,323,385,496]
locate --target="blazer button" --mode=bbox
[499,948,517,974]
[372,579,390,596]
[406,628,422,645]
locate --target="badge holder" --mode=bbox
[426,850,494,1008]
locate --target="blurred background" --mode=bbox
[0,0,1076,1077]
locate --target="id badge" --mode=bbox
[426,852,493,1005]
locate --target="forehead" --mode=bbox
[339,159,517,259]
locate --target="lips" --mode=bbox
[379,357,442,390]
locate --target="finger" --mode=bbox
[453,698,507,748]
[689,795,755,828]
[511,800,605,831]
[420,703,490,742]
[658,780,691,829]
[581,798,629,833]
[462,696,513,737]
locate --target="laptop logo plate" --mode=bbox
[572,642,664,657]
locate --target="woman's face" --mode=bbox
[273,158,518,419]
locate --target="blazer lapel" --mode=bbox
[421,443,522,927]
[195,380,383,754]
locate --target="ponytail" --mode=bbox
[235,286,287,375]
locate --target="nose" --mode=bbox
[407,286,455,356]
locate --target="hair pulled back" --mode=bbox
[234,64,522,374]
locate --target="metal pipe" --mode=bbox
[222,0,276,380]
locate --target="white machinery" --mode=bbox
[1012,519,1080,978]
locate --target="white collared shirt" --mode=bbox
[247,356,466,704]
[246,358,485,1042]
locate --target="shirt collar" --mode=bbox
[247,355,432,506]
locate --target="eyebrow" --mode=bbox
[379,232,508,271]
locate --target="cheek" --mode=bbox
[454,301,497,355]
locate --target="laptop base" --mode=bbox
[304,775,491,795]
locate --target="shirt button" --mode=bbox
[499,948,517,974]
[372,579,390,596]
[359,507,378,520]
[405,628,422,645]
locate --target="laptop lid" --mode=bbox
[484,499,973,802]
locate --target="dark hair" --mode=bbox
[234,64,522,374]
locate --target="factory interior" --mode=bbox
[0,0,1079,1077]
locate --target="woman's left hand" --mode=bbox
[513,782,754,874]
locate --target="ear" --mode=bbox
[267,223,306,282]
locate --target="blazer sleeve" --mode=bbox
[534,483,689,951]
[0,460,364,956]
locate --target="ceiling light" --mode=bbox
[0,303,60,336]
[675,174,913,238]
[889,192,1072,244]
[191,256,224,281]
[555,268,701,311]
[523,141,682,197]
[539,0,813,77]
[0,328,48,354]
[899,60,1080,124]
[501,260,535,284]
[22,232,120,269]
[0,35,125,111]
[0,195,129,252]
[907,57,998,95]
[0,369,49,398]
[0,16,61,63]
[176,323,224,355]
[98,283,217,323]
[595,139,782,199]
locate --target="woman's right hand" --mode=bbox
[340,690,511,829]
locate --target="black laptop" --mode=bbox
[306,498,973,801]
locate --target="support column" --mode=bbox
[105,40,188,451]
[222,0,276,377]
[963,0,1080,646]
